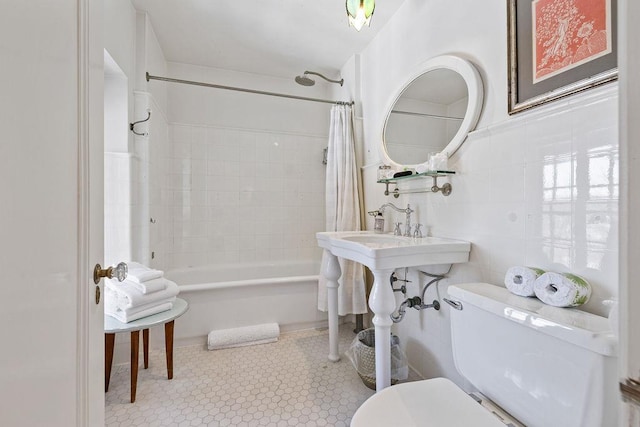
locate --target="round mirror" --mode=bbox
[382,55,483,167]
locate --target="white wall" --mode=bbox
[355,0,619,388]
[133,12,171,268]
[164,62,330,269]
[104,0,136,152]
[103,0,137,365]
[103,0,137,267]
[104,52,132,266]
[104,4,171,269]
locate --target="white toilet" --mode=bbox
[352,283,618,427]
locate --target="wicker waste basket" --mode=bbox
[345,328,408,390]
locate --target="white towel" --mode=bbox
[127,261,156,270]
[126,262,164,283]
[104,288,176,316]
[207,323,280,350]
[128,270,163,283]
[105,278,179,309]
[129,277,169,295]
[106,302,173,323]
[533,272,592,307]
[504,266,545,297]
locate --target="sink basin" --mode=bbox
[317,231,471,390]
[317,231,470,270]
[340,234,411,246]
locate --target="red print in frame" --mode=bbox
[533,0,612,83]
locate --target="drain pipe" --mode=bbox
[391,297,422,323]
[418,271,446,310]
[390,270,448,323]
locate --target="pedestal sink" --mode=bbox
[317,231,470,392]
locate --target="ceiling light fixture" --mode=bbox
[346,0,375,31]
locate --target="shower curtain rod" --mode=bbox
[391,110,464,120]
[146,72,354,106]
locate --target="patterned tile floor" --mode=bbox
[105,324,413,426]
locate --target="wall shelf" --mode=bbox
[377,170,455,197]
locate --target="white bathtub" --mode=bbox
[165,260,328,345]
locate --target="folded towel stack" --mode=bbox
[105,262,179,323]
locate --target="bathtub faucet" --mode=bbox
[378,203,414,237]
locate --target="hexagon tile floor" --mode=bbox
[105,324,413,426]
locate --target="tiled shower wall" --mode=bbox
[163,123,326,270]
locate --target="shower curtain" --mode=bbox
[318,104,367,316]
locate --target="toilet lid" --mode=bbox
[351,378,507,427]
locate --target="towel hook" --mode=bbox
[130,111,151,136]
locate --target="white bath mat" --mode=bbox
[207,323,280,351]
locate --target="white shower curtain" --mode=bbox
[317,104,367,316]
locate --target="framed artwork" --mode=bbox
[508,0,618,114]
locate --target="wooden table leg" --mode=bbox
[130,330,140,403]
[164,320,175,380]
[105,333,115,392]
[143,329,149,369]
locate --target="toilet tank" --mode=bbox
[448,283,617,427]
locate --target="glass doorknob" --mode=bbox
[93,262,128,284]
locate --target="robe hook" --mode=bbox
[130,111,151,136]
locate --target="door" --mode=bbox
[619,0,640,424]
[0,1,104,426]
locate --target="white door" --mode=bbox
[0,1,104,426]
[619,0,640,424]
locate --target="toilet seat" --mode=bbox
[351,378,509,427]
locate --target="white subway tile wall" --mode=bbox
[163,124,326,270]
[364,86,619,383]
[438,88,618,317]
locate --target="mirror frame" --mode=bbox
[380,55,484,168]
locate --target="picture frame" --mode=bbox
[507,0,618,115]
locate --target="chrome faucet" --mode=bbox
[378,203,414,237]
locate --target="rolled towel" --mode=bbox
[504,266,546,297]
[208,323,280,351]
[533,272,592,307]
[105,278,179,309]
[106,302,173,323]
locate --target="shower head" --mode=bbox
[295,71,344,87]
[295,74,316,86]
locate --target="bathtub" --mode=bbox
[165,260,328,346]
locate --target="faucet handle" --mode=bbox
[413,224,423,238]
[393,222,402,236]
